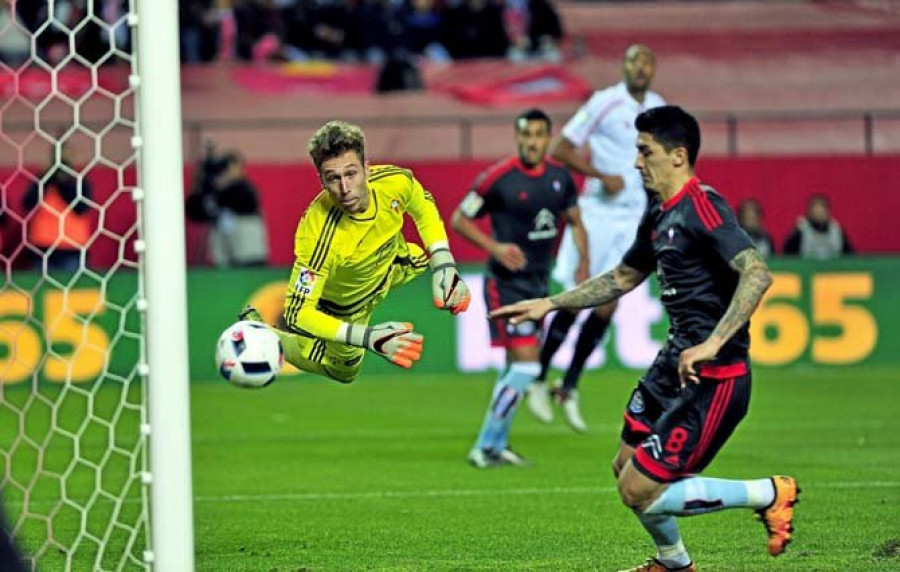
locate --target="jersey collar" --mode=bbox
[348,186,378,221]
[661,176,701,211]
[515,158,546,178]
[617,81,648,107]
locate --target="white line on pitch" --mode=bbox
[11,481,898,509]
[193,481,900,504]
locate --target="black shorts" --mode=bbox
[483,276,546,349]
[621,360,751,483]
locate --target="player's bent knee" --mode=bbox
[617,475,656,512]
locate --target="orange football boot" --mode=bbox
[756,475,800,556]
[618,559,698,572]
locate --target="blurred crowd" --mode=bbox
[737,194,853,260]
[0,0,131,66]
[180,0,564,65]
[0,0,564,67]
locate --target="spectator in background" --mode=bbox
[0,0,30,66]
[186,145,269,267]
[504,0,563,63]
[282,0,357,61]
[234,0,285,62]
[783,194,853,259]
[402,0,451,62]
[180,0,222,63]
[355,0,407,64]
[737,198,775,258]
[444,0,508,60]
[22,146,93,273]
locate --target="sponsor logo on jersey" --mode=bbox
[527,208,557,240]
[552,179,561,193]
[642,434,663,460]
[657,226,679,253]
[294,266,317,296]
[391,199,400,212]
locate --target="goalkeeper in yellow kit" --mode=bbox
[242,120,470,382]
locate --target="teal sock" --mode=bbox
[636,513,691,569]
[474,362,540,451]
[645,477,775,516]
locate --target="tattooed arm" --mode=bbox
[678,247,773,385]
[488,263,649,325]
[707,247,773,348]
[550,263,649,310]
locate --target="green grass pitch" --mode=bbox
[190,365,900,571]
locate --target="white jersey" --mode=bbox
[553,82,665,288]
[561,81,665,213]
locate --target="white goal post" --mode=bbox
[136,0,195,570]
[0,0,194,569]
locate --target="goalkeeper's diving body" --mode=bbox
[243,120,470,382]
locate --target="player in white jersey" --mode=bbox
[529,44,665,431]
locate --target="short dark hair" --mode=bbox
[308,120,366,172]
[515,108,552,133]
[635,105,701,166]
[738,198,764,218]
[808,193,830,208]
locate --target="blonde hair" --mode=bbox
[307,120,366,171]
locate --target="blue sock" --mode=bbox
[474,362,540,452]
[645,477,775,516]
[637,513,691,569]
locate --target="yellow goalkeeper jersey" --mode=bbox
[284,165,448,341]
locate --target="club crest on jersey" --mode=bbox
[628,390,645,414]
[391,199,400,212]
[552,179,561,193]
[294,266,317,296]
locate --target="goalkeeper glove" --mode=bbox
[341,322,424,368]
[430,246,471,315]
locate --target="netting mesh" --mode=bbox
[0,1,149,569]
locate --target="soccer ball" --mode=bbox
[215,321,284,389]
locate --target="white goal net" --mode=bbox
[0,1,192,569]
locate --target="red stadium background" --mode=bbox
[0,155,896,268]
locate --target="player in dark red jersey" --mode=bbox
[452,108,589,468]
[489,106,799,571]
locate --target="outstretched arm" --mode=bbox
[678,247,773,384]
[489,263,649,325]
[404,174,471,314]
[551,263,648,310]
